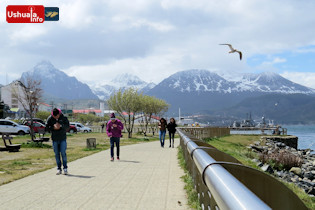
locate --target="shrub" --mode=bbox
[259,149,303,170]
[21,142,52,149]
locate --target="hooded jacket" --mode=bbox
[46,114,70,141]
[106,119,124,138]
[167,122,177,133]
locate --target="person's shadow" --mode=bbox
[66,174,95,179]
[118,160,140,163]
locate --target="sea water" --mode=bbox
[230,125,315,151]
[284,125,315,151]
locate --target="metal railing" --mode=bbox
[178,128,307,210]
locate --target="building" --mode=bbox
[73,109,103,117]
[0,81,27,118]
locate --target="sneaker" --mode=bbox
[64,169,68,175]
[56,169,62,175]
[117,157,120,160]
[169,145,171,148]
[111,157,114,161]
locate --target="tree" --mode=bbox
[35,111,50,121]
[12,77,42,140]
[140,95,168,136]
[107,88,142,138]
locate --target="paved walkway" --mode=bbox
[0,139,189,210]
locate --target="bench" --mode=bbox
[1,134,21,152]
[31,128,50,143]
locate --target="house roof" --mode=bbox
[73,109,102,113]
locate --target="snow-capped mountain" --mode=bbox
[90,73,155,100]
[21,61,98,100]
[156,69,234,93]
[147,69,315,114]
[235,72,315,94]
[152,69,315,94]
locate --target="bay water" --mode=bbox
[230,125,315,151]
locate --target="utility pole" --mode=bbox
[50,101,54,109]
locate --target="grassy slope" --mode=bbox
[204,135,314,210]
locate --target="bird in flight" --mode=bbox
[220,44,242,60]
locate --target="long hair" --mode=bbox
[160,117,166,123]
[170,117,176,124]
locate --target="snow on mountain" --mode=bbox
[151,69,315,94]
[21,61,98,100]
[147,69,315,114]
[90,73,155,100]
[235,72,315,94]
[158,69,234,93]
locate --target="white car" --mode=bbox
[70,122,92,133]
[0,119,30,135]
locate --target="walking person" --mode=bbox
[46,108,70,175]
[158,118,167,148]
[167,118,177,148]
[101,123,105,133]
[106,113,124,161]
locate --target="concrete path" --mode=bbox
[0,139,189,210]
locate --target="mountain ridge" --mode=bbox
[20,61,98,100]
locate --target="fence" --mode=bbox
[178,128,307,210]
[89,125,159,135]
[181,127,230,139]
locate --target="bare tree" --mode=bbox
[12,77,42,140]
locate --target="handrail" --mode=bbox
[178,129,271,210]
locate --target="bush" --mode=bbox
[21,142,52,149]
[259,149,303,170]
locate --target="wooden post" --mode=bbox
[86,138,96,149]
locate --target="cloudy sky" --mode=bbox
[1,0,315,88]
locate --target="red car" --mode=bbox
[23,121,46,133]
[67,125,77,133]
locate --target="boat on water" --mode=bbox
[230,113,286,135]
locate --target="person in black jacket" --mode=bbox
[167,118,177,148]
[46,108,70,175]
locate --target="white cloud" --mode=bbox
[1,0,315,87]
[8,25,48,43]
[62,47,195,85]
[59,0,96,29]
[111,15,175,32]
[262,57,287,66]
[281,72,315,89]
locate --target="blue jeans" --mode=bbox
[110,137,120,158]
[169,132,175,146]
[159,130,166,147]
[53,140,67,170]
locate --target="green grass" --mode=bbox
[204,135,315,210]
[11,161,32,166]
[204,135,261,169]
[177,146,202,210]
[21,142,52,148]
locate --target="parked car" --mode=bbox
[70,122,92,133]
[23,121,46,133]
[23,118,46,125]
[67,125,77,133]
[0,119,30,135]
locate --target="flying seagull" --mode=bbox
[220,44,242,60]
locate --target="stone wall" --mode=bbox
[262,135,298,149]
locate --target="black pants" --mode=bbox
[169,132,175,146]
[110,137,120,157]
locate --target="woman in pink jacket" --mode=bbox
[106,113,124,161]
